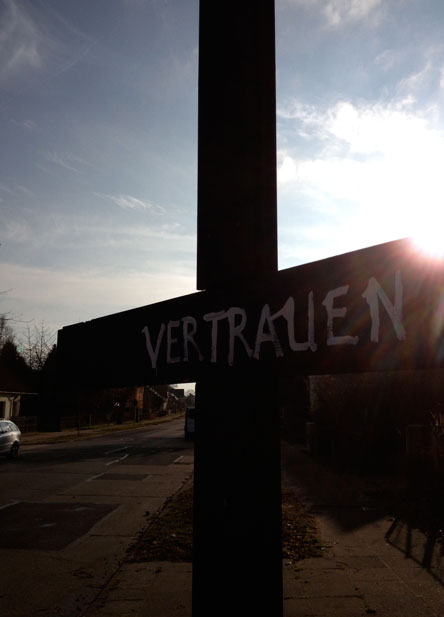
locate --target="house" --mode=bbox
[0,356,35,420]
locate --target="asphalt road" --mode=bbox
[0,418,194,617]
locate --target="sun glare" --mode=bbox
[412,225,444,258]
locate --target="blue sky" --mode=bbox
[1,0,444,340]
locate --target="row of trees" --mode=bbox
[0,314,57,426]
[1,312,194,429]
[0,314,56,373]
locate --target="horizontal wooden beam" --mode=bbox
[57,238,444,386]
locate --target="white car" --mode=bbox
[0,420,21,458]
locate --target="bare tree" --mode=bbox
[0,313,15,350]
[0,288,32,349]
[20,322,55,372]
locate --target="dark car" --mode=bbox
[0,420,21,458]
[184,407,196,440]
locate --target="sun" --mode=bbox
[406,204,444,258]
[412,224,444,258]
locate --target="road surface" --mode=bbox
[0,418,193,617]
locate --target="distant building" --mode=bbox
[0,356,36,419]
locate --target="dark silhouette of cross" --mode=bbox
[58,3,444,616]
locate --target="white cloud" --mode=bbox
[287,0,383,27]
[279,98,442,159]
[277,100,319,123]
[277,155,299,186]
[440,65,444,90]
[326,100,433,155]
[323,0,382,26]
[277,96,444,266]
[96,193,166,214]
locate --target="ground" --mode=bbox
[127,482,322,564]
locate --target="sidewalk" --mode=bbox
[282,512,444,616]
[84,442,444,617]
[282,443,444,617]
[20,421,444,616]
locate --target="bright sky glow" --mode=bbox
[2,0,444,341]
[412,228,444,258]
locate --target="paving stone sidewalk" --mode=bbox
[283,510,444,616]
[282,443,444,616]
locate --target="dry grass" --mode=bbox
[128,484,322,563]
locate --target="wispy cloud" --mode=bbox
[0,182,13,194]
[42,150,91,174]
[15,184,33,197]
[0,261,196,332]
[2,214,194,256]
[96,193,166,214]
[10,117,39,131]
[0,0,94,89]
[0,0,47,84]
[375,49,402,72]
[1,220,30,245]
[0,182,33,198]
[397,60,433,97]
[287,0,383,27]
[323,0,383,26]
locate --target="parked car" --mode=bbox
[0,420,21,458]
[184,407,196,440]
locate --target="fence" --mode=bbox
[58,407,180,431]
[12,416,38,433]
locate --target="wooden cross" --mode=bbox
[57,2,444,615]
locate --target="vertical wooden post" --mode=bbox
[194,2,282,616]
[197,0,277,291]
[193,366,282,617]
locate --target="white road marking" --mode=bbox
[106,453,129,466]
[0,500,20,511]
[86,473,105,483]
[105,446,130,455]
